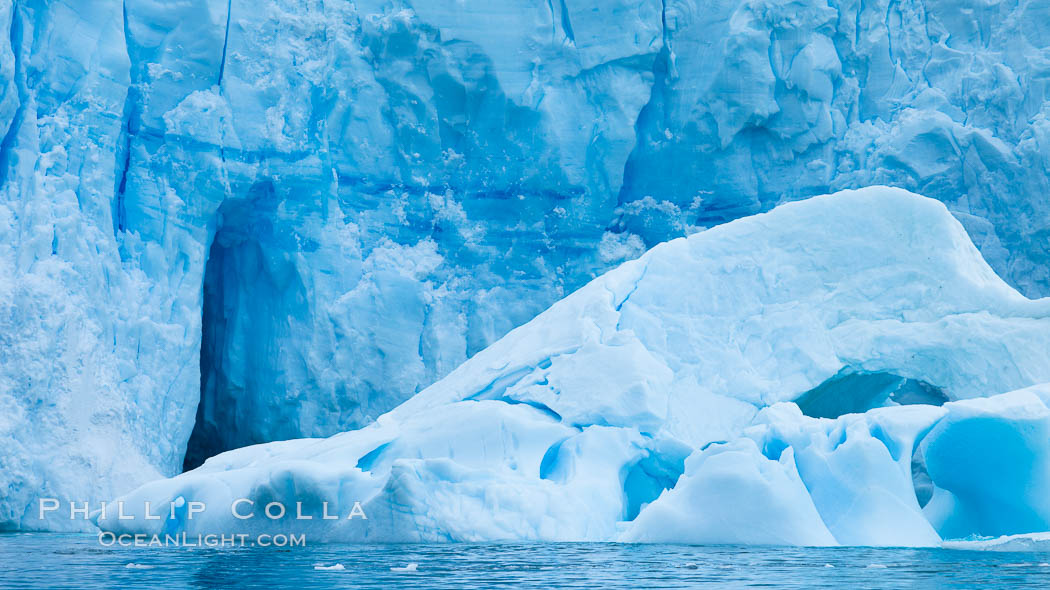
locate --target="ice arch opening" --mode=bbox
[621,449,688,521]
[794,369,949,420]
[182,182,308,471]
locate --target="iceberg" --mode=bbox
[96,187,1050,544]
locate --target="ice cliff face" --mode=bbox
[97,188,1050,544]
[4,0,1050,529]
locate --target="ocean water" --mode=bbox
[1,534,1048,589]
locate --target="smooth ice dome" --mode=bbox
[97,188,1050,544]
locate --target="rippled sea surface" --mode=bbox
[2,533,1049,589]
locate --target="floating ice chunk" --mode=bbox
[313,564,345,571]
[390,563,418,572]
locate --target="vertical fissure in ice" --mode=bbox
[0,2,25,189]
[216,0,232,86]
[182,229,227,472]
[113,0,141,237]
[113,91,135,235]
[182,181,306,471]
[557,0,575,44]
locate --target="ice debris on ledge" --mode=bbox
[942,532,1050,552]
[97,187,1050,545]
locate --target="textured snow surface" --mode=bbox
[97,188,1050,544]
[5,0,1050,529]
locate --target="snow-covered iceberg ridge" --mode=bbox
[97,187,1050,545]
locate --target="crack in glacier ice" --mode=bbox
[0,2,25,189]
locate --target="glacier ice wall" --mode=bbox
[4,0,1050,528]
[96,188,1050,543]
